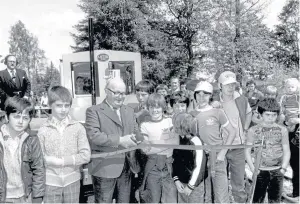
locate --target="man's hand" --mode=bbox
[175,180,184,193]
[183,185,193,196]
[45,156,64,167]
[23,96,29,100]
[120,134,138,148]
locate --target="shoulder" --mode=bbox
[17,69,26,74]
[86,103,105,112]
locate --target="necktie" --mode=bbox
[114,108,122,122]
[11,70,16,83]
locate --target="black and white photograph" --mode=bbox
[0,0,298,203]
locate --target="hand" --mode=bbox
[216,151,226,161]
[135,189,140,203]
[45,156,63,167]
[280,168,286,175]
[23,96,29,100]
[82,168,90,185]
[140,139,151,153]
[288,117,300,125]
[120,134,137,148]
[211,101,222,108]
[183,185,193,196]
[175,180,184,193]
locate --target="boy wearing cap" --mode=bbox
[213,71,252,203]
[192,81,236,203]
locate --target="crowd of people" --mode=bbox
[0,54,298,203]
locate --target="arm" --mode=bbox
[281,127,291,170]
[244,102,252,130]
[30,136,46,200]
[85,107,120,147]
[23,70,31,97]
[251,109,262,124]
[245,129,255,172]
[0,76,8,98]
[188,137,204,189]
[217,110,236,160]
[62,124,91,166]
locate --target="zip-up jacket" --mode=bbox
[37,116,91,187]
[0,129,45,202]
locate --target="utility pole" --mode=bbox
[89,18,97,105]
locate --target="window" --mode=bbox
[71,62,99,96]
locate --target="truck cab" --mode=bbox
[61,50,142,122]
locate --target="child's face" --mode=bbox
[136,91,149,106]
[157,89,168,97]
[173,102,187,114]
[50,100,71,121]
[285,83,298,94]
[149,105,163,121]
[261,111,278,124]
[195,91,211,107]
[8,111,31,133]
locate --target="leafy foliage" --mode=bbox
[273,0,299,71]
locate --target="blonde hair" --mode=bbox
[284,78,299,87]
[265,86,278,96]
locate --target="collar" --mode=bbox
[0,124,28,143]
[220,91,241,102]
[7,68,16,74]
[46,115,75,128]
[105,100,120,110]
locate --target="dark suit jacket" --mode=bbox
[85,100,139,178]
[0,69,31,108]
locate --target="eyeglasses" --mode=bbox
[107,88,126,97]
[11,113,31,121]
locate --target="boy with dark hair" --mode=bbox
[0,96,45,203]
[170,91,190,114]
[38,86,91,203]
[245,98,291,203]
[164,94,174,118]
[134,80,155,125]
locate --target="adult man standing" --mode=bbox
[85,77,139,203]
[0,55,31,110]
[215,71,252,203]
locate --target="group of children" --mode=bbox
[0,75,298,203]
[133,76,299,203]
[0,86,91,203]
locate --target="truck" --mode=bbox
[60,50,142,122]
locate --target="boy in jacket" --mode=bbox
[0,96,45,203]
[38,86,91,203]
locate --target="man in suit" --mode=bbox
[0,55,31,110]
[85,77,140,203]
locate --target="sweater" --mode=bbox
[38,116,91,187]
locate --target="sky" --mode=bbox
[0,0,288,68]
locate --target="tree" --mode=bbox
[273,0,299,71]
[8,20,48,93]
[72,0,171,82]
[43,62,61,91]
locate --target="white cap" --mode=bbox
[218,71,237,85]
[194,81,213,93]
